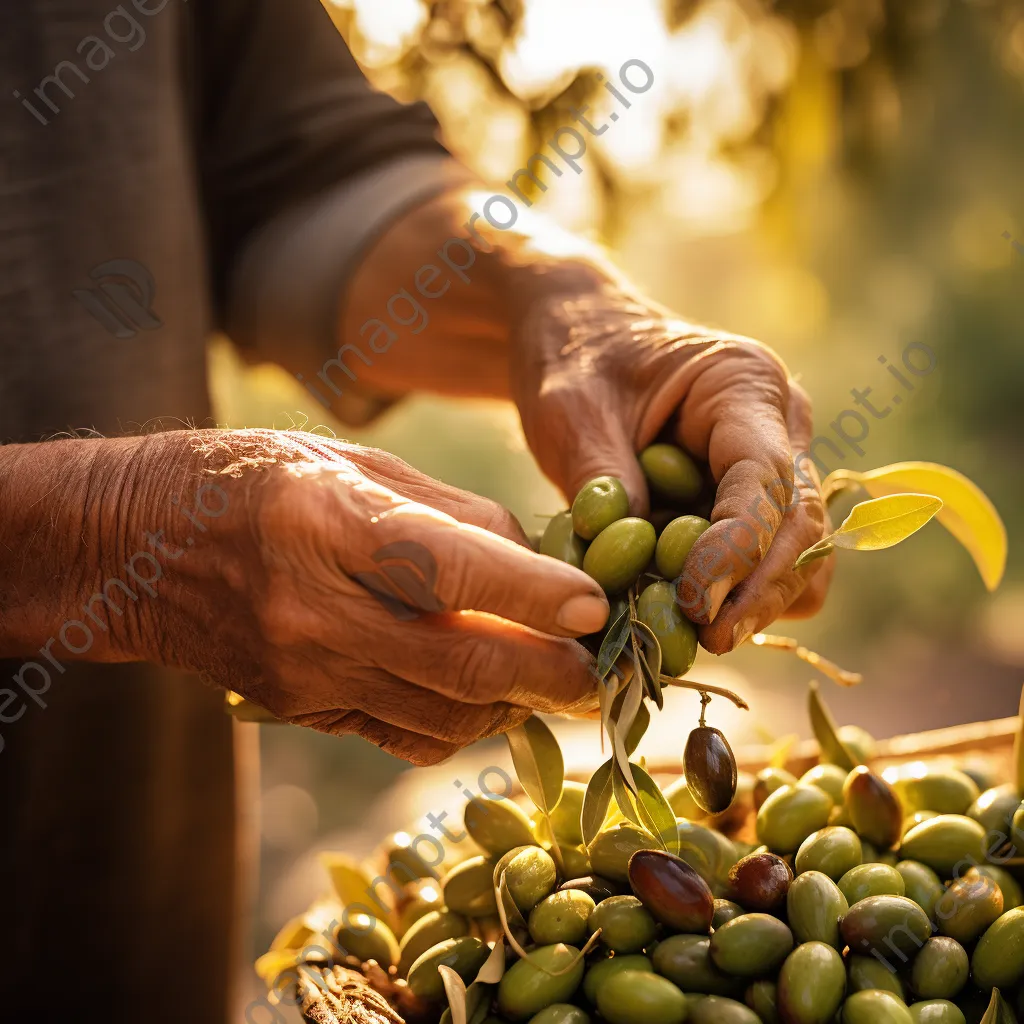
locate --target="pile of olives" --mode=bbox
[535,443,713,678]
[282,734,1024,1024]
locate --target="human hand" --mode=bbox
[510,281,834,655]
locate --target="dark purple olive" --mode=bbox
[727,852,793,913]
[627,849,714,934]
[558,875,622,903]
[684,726,738,814]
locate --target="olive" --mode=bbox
[557,844,591,879]
[756,784,834,854]
[907,1001,966,1024]
[684,726,738,814]
[754,767,799,811]
[895,860,946,919]
[842,991,913,1024]
[528,889,595,946]
[777,941,846,1024]
[708,771,755,833]
[572,477,630,540]
[967,783,1019,837]
[628,848,715,933]
[464,796,538,856]
[832,725,877,766]
[549,781,587,846]
[886,766,980,817]
[497,943,586,1021]
[442,855,499,917]
[911,936,969,1000]
[709,913,794,976]
[847,955,905,999]
[675,819,736,886]
[664,777,704,819]
[843,767,903,850]
[838,863,906,905]
[406,935,489,1002]
[589,894,658,953]
[686,995,761,1023]
[971,906,1024,989]
[587,823,652,883]
[713,898,745,929]
[899,815,987,876]
[903,812,940,837]
[934,868,1002,944]
[397,909,470,976]
[840,895,932,957]
[558,874,621,903]
[795,826,863,881]
[383,832,440,884]
[583,518,657,593]
[596,970,688,1024]
[973,863,1023,910]
[528,1006,592,1024]
[540,510,588,568]
[829,803,854,829]
[639,444,703,503]
[786,869,849,949]
[582,953,653,1004]
[799,763,849,803]
[501,845,558,914]
[651,934,742,997]
[655,515,711,579]
[745,980,780,1024]
[396,878,445,936]
[727,851,792,912]
[328,913,401,968]
[637,581,699,677]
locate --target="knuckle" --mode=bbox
[482,501,522,542]
[450,640,507,702]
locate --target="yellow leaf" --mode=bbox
[318,852,374,908]
[853,462,1006,591]
[831,493,942,551]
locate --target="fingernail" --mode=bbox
[706,578,732,622]
[557,594,609,634]
[733,617,758,649]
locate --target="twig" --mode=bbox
[659,675,749,710]
[749,634,862,686]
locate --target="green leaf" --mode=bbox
[625,702,651,755]
[808,680,856,770]
[611,761,646,831]
[631,619,663,709]
[597,603,632,679]
[465,981,497,1024]
[831,493,942,551]
[612,717,638,795]
[474,942,505,985]
[793,540,834,570]
[615,674,644,760]
[438,965,468,1024]
[612,760,676,853]
[507,716,564,816]
[980,987,1016,1023]
[581,757,615,848]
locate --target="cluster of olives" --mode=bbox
[535,444,713,678]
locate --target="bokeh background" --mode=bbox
[219,0,1024,1013]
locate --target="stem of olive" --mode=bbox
[659,675,750,710]
[698,691,710,728]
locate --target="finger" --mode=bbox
[673,342,795,625]
[783,551,835,618]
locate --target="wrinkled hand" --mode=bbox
[511,285,834,654]
[129,431,606,764]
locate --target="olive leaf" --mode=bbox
[808,680,857,770]
[980,987,1015,1024]
[613,760,677,853]
[597,674,618,756]
[496,871,528,932]
[612,713,639,796]
[1014,682,1024,796]
[507,716,564,819]
[824,462,1007,591]
[474,941,506,985]
[597,602,632,679]
[631,619,664,710]
[318,853,375,908]
[494,872,532,961]
[581,757,615,848]
[465,982,497,1024]
[625,702,651,755]
[793,540,834,569]
[611,760,647,833]
[438,965,469,1024]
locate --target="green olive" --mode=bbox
[911,936,969,1000]
[967,783,1020,837]
[557,844,591,879]
[842,991,912,1024]
[582,953,653,1004]
[686,995,761,1023]
[709,913,794,976]
[675,819,735,886]
[549,781,587,845]
[587,822,652,883]
[712,898,745,929]
[397,878,445,936]
[754,767,799,811]
[973,863,1023,910]
[899,815,987,876]
[795,826,863,880]
[755,784,834,854]
[583,518,657,593]
[397,909,470,976]
[838,863,906,905]
[589,894,658,953]
[745,981,780,1024]
[887,766,980,817]
[558,874,621,903]
[406,935,489,1002]
[497,943,585,1021]
[442,855,499,917]
[596,970,688,1024]
[528,889,595,946]
[847,955,905,999]
[800,764,850,803]
[840,895,932,957]
[329,913,400,968]
[572,477,630,540]
[903,812,940,837]
[777,941,846,1024]
[637,580,698,677]
[895,860,946,919]
[382,832,440,884]
[527,1006,592,1024]
[651,934,742,997]
[640,444,703,503]
[664,777,703,819]
[972,906,1024,989]
[684,725,738,814]
[655,515,711,579]
[832,725,877,766]
[843,767,903,850]
[501,845,558,914]
[540,510,588,568]
[464,796,537,856]
[786,869,849,949]
[907,1000,966,1024]
[933,867,1002,944]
